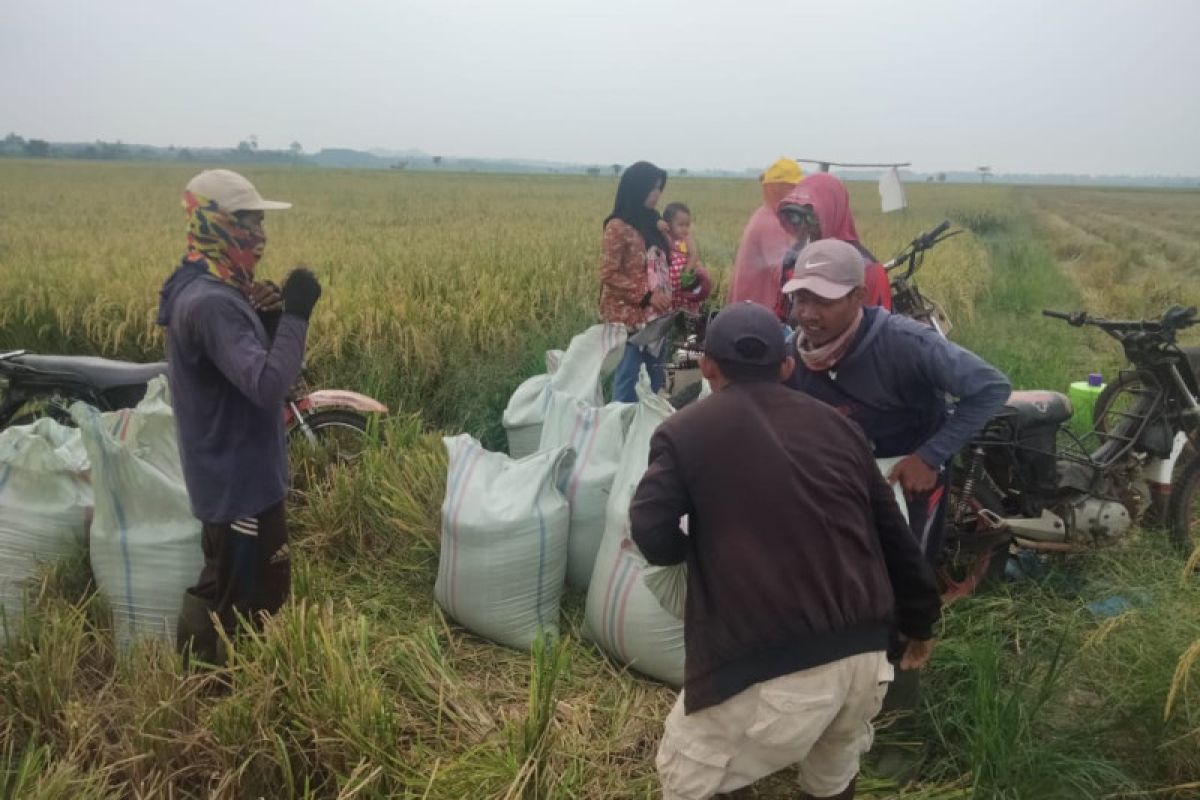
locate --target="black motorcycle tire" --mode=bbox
[1165,454,1200,555]
[1094,371,1197,498]
[5,404,80,431]
[939,479,1011,598]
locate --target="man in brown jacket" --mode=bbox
[630,302,942,800]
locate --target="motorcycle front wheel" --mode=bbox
[1165,454,1200,556]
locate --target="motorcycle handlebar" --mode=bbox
[921,220,951,245]
[885,220,957,271]
[1043,306,1199,333]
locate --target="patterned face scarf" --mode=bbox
[183,191,265,294]
[797,307,864,371]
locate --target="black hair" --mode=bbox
[663,202,691,223]
[604,161,669,253]
[712,357,781,383]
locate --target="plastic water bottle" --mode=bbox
[1068,372,1106,434]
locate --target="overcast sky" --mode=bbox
[3,0,1198,175]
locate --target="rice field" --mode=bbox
[1028,187,1200,319]
[0,160,993,444]
[1,160,1199,798]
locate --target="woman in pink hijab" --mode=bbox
[776,173,891,321]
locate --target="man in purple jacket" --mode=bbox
[158,169,322,663]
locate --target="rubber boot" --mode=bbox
[176,590,222,668]
[800,776,856,800]
[873,668,925,782]
[881,667,921,715]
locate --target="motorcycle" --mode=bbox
[944,307,1200,586]
[0,350,387,467]
[883,225,1200,594]
[884,220,958,336]
[665,312,715,409]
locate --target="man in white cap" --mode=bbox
[782,238,1009,556]
[630,301,941,800]
[157,169,322,663]
[782,237,1009,734]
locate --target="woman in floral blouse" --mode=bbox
[600,161,673,402]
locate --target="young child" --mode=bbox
[659,203,712,313]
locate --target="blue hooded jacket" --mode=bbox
[785,307,1011,467]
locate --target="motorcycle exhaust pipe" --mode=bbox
[1012,537,1086,554]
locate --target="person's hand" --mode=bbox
[899,636,936,670]
[888,454,939,499]
[281,267,322,321]
[650,291,673,313]
[249,281,283,313]
[657,219,670,236]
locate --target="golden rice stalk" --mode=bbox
[1163,638,1200,721]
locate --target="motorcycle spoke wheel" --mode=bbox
[1,397,76,430]
[938,538,1010,603]
[289,409,371,491]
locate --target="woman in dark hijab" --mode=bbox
[598,161,673,402]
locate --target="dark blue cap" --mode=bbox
[703,302,786,366]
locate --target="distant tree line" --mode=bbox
[0,132,308,165]
[4,133,1196,187]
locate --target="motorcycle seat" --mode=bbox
[1003,390,1073,427]
[12,354,167,390]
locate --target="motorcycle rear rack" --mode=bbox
[977,376,1164,471]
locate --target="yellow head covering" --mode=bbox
[761,158,805,185]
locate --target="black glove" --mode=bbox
[281,268,322,321]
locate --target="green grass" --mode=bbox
[950,210,1121,393]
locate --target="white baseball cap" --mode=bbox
[185,169,292,211]
[781,238,865,299]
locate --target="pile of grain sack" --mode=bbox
[435,324,702,686]
[0,378,202,649]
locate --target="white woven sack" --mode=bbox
[0,419,92,639]
[875,456,910,524]
[503,324,626,458]
[435,434,575,651]
[71,377,203,651]
[502,349,564,460]
[644,379,702,617]
[642,514,689,620]
[642,563,687,620]
[538,392,635,589]
[584,369,686,686]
